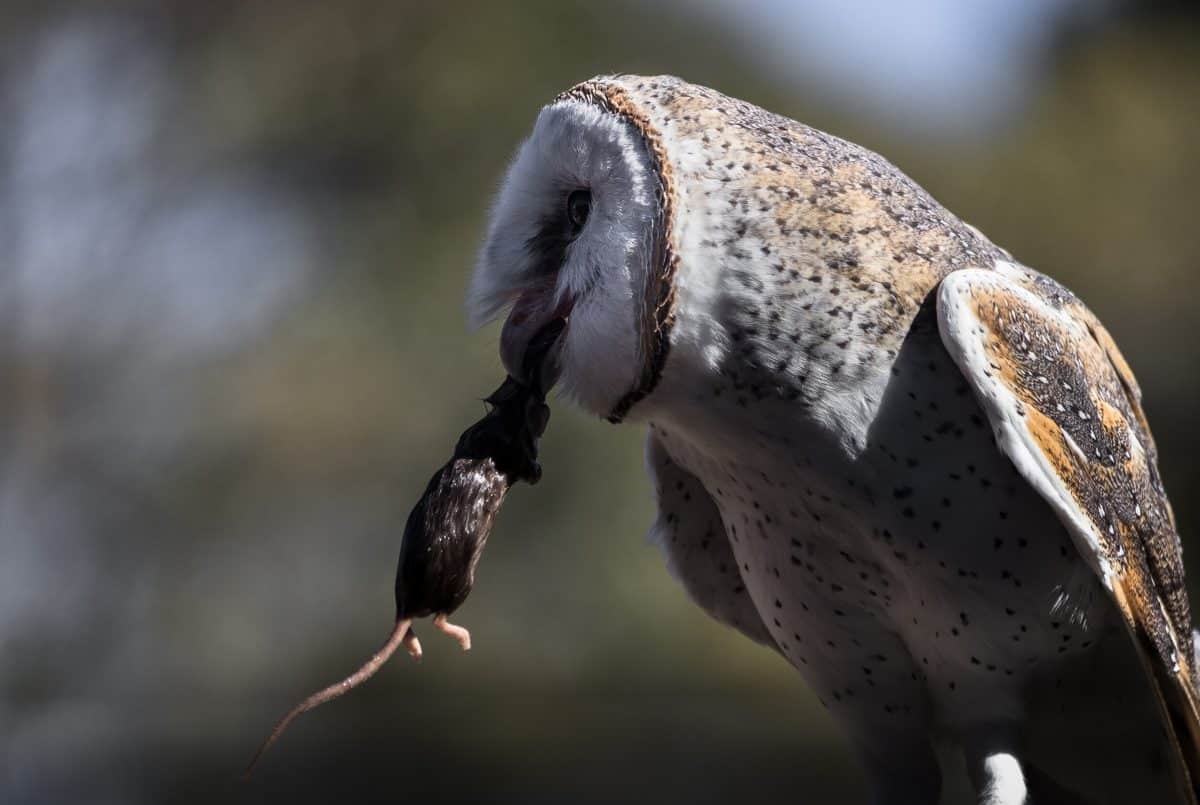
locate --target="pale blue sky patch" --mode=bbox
[679,0,1113,137]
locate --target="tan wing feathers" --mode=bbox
[937,266,1200,803]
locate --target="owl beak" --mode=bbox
[500,282,573,393]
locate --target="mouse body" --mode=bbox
[394,375,548,622]
[394,325,557,627]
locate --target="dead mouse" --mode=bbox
[244,318,566,775]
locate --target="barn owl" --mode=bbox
[468,75,1199,805]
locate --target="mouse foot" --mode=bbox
[432,614,471,651]
[403,627,423,661]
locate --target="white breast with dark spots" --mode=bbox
[649,318,1112,731]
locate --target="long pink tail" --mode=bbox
[243,617,414,778]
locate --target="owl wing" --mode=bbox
[937,265,1200,802]
[645,432,777,648]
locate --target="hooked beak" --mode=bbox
[500,282,573,393]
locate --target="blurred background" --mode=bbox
[1,1,1197,802]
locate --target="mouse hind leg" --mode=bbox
[432,614,472,651]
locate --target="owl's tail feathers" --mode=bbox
[242,617,418,779]
[1150,653,1200,805]
[1107,583,1200,805]
[1193,630,1200,687]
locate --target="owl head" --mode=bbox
[468,75,979,431]
[468,76,675,422]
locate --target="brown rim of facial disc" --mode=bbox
[556,78,679,425]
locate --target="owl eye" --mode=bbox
[566,189,591,233]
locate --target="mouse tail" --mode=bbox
[243,617,415,778]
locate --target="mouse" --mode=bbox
[244,317,565,776]
[392,370,551,655]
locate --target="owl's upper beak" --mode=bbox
[500,282,573,394]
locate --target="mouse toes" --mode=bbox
[433,614,472,651]
[402,628,423,661]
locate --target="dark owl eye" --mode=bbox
[566,189,591,233]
